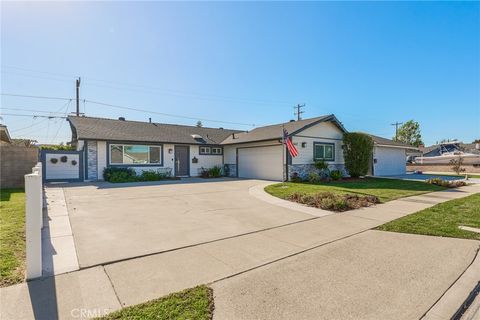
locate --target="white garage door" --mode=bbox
[373,146,406,176]
[238,145,283,181]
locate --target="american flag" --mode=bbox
[283,129,298,157]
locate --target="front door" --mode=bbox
[174,145,189,176]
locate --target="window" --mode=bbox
[199,146,211,155]
[199,146,223,155]
[314,143,335,161]
[212,147,223,155]
[109,144,162,165]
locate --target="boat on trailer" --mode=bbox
[415,142,480,165]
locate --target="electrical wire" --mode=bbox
[84,99,256,127]
[1,93,73,101]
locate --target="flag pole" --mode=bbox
[282,124,285,182]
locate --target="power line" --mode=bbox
[0,113,67,119]
[1,107,70,115]
[2,65,292,106]
[84,99,256,127]
[1,93,73,101]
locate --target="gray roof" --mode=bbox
[367,134,414,148]
[67,116,242,145]
[220,114,347,145]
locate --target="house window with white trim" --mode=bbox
[211,147,223,155]
[109,144,162,165]
[199,146,211,155]
[314,142,335,161]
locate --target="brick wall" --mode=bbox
[407,164,480,173]
[0,145,39,188]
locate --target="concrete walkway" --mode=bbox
[1,183,479,319]
[42,186,79,276]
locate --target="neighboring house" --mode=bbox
[0,124,12,144]
[66,114,410,181]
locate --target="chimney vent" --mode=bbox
[149,117,152,123]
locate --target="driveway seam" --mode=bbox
[208,228,372,286]
[62,187,82,270]
[102,265,124,308]
[77,216,320,270]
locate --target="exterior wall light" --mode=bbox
[168,148,173,154]
[302,142,307,148]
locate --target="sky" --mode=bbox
[1,1,479,146]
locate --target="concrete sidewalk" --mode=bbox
[1,184,479,319]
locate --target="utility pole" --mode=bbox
[76,77,81,116]
[294,104,305,121]
[391,121,403,141]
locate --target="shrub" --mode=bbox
[140,170,166,181]
[200,166,223,178]
[209,165,222,178]
[329,170,343,181]
[314,159,329,171]
[103,167,137,182]
[290,172,303,183]
[307,172,322,184]
[342,133,374,178]
[287,192,379,212]
[426,178,466,188]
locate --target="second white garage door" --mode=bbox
[238,145,283,181]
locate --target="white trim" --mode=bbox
[375,143,413,149]
[109,143,163,165]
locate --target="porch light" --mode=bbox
[168,148,173,154]
[302,142,307,148]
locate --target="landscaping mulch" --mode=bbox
[288,191,380,212]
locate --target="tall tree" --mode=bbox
[196,120,203,127]
[395,120,423,147]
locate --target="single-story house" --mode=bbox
[66,114,411,181]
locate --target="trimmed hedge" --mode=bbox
[342,133,374,178]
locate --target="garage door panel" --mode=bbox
[238,146,283,181]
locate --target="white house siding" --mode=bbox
[290,121,346,179]
[45,153,80,180]
[189,145,223,177]
[373,146,406,176]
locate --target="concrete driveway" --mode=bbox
[63,178,312,268]
[212,230,480,320]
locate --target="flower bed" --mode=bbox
[288,191,380,212]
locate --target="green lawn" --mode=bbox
[265,178,445,203]
[0,188,26,287]
[377,193,480,240]
[99,286,214,320]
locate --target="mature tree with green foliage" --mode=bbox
[196,120,203,127]
[342,133,374,178]
[395,120,423,147]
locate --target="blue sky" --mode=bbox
[1,1,479,145]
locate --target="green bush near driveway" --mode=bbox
[0,188,26,287]
[265,178,445,203]
[376,193,480,240]
[103,167,177,183]
[98,285,214,320]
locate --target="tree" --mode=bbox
[395,120,423,147]
[342,133,374,178]
[450,156,466,175]
[196,121,203,128]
